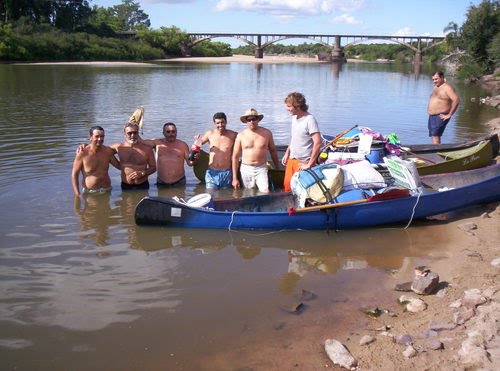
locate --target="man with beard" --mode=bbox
[141,122,192,187]
[114,122,156,190]
[197,112,237,190]
[72,126,120,196]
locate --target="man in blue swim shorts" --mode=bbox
[428,114,449,138]
[427,71,460,144]
[196,112,238,190]
[205,168,232,189]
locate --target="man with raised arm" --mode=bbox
[141,122,193,187]
[197,112,237,190]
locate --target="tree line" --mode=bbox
[0,0,231,61]
[0,0,497,81]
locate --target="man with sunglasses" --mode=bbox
[140,122,193,187]
[115,122,156,190]
[232,108,280,193]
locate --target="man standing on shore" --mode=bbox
[197,112,237,190]
[427,71,460,144]
[282,92,322,192]
[232,108,280,193]
[72,126,120,196]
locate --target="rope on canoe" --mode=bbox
[404,190,422,229]
[228,211,237,231]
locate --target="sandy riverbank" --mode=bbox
[160,54,329,64]
[202,119,499,370]
[24,55,326,66]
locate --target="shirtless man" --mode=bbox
[427,71,460,144]
[141,122,192,186]
[232,108,280,193]
[114,122,156,190]
[198,112,237,189]
[72,126,120,196]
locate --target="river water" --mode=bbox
[0,60,497,370]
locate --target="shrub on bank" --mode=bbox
[0,26,164,61]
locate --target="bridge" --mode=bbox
[186,33,445,63]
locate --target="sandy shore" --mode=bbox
[25,55,329,66]
[160,54,328,64]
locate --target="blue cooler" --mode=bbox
[365,148,385,164]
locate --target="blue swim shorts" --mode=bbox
[205,168,232,189]
[428,114,450,137]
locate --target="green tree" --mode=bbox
[110,0,150,31]
[138,26,190,56]
[53,0,92,31]
[460,0,499,71]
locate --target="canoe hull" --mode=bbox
[135,164,500,230]
[416,140,493,176]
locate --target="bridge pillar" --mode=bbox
[254,35,263,59]
[331,36,346,63]
[413,50,422,65]
[255,47,263,59]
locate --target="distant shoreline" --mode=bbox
[25,54,370,66]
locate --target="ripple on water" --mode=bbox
[0,338,34,350]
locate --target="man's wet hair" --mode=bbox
[163,122,177,131]
[89,125,104,136]
[213,112,227,121]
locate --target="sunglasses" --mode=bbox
[165,130,176,133]
[126,131,138,136]
[246,117,258,122]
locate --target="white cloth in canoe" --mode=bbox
[341,160,387,190]
[291,163,344,208]
[291,160,386,207]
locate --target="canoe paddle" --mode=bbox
[294,188,410,213]
[321,124,359,151]
[399,147,437,164]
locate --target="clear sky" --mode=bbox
[91,0,482,41]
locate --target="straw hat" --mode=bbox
[240,108,264,123]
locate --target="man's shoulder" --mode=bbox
[111,142,124,150]
[101,145,116,154]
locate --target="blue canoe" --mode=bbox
[135,164,500,230]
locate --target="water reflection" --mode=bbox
[135,226,422,273]
[73,192,117,246]
[0,237,182,332]
[413,63,422,79]
[331,62,341,79]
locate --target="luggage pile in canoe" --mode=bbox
[192,127,499,190]
[135,161,500,231]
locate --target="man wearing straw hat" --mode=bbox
[232,108,280,193]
